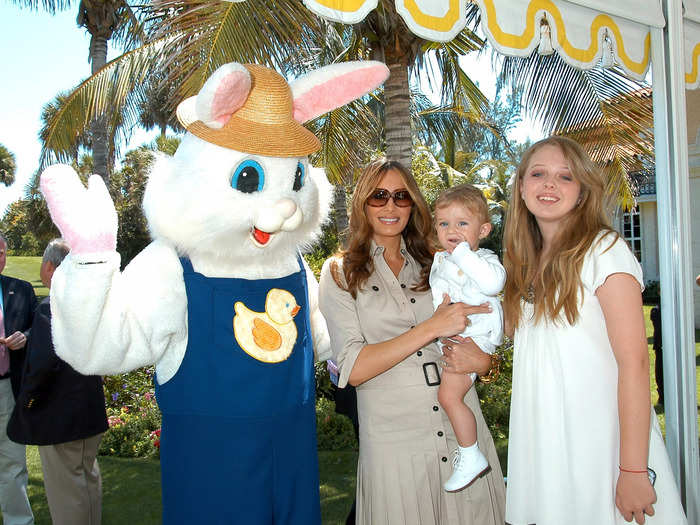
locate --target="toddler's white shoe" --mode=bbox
[444,442,489,492]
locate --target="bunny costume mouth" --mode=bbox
[251,227,273,247]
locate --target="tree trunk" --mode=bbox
[333,184,349,248]
[90,33,110,183]
[383,56,412,169]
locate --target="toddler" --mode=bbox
[429,184,505,492]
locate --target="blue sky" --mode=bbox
[0,3,153,215]
[0,3,541,217]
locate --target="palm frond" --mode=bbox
[148,0,323,99]
[309,99,382,185]
[39,36,175,170]
[8,0,72,13]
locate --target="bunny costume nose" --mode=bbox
[255,198,303,236]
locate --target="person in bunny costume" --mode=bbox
[39,60,389,525]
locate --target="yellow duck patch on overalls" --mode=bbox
[233,288,300,363]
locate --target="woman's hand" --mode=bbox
[615,472,656,523]
[441,335,492,376]
[431,295,491,339]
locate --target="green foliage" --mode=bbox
[103,366,156,410]
[108,138,180,268]
[642,280,660,305]
[0,143,17,186]
[316,397,358,451]
[101,366,161,458]
[314,361,335,401]
[304,223,339,279]
[154,135,181,156]
[109,147,154,268]
[19,232,41,256]
[475,341,514,444]
[100,401,161,459]
[0,198,59,256]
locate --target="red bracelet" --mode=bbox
[619,466,647,474]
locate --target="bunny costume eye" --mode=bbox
[293,161,305,192]
[231,159,265,193]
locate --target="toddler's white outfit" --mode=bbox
[429,242,505,381]
[429,241,505,492]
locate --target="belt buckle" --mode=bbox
[422,361,441,386]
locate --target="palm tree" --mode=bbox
[10,0,144,181]
[0,144,17,186]
[137,71,184,139]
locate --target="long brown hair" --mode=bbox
[503,136,617,328]
[330,158,434,298]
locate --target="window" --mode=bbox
[622,207,642,261]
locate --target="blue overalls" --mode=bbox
[155,257,321,524]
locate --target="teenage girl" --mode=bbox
[502,136,687,525]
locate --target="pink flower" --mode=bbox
[108,416,124,427]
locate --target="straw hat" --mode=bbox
[176,64,321,157]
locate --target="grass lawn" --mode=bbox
[4,256,698,523]
[3,256,48,300]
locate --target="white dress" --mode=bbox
[506,233,687,525]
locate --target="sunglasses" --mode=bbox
[366,188,413,208]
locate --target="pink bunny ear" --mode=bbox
[194,63,252,129]
[290,61,390,123]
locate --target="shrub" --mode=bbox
[475,340,513,443]
[642,280,660,305]
[314,361,335,401]
[103,366,156,410]
[99,395,161,458]
[101,367,161,458]
[316,397,357,451]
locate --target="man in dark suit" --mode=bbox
[8,239,108,525]
[0,232,37,525]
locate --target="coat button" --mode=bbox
[432,405,439,411]
[441,456,448,462]
[437,431,444,437]
[417,350,422,356]
[410,298,416,303]
[400,283,406,288]
[372,285,379,291]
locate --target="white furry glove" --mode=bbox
[40,164,118,262]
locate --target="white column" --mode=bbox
[650,1,700,521]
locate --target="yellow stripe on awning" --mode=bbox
[475,0,652,80]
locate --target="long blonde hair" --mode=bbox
[331,158,434,298]
[503,136,617,328]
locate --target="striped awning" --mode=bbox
[300,1,699,84]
